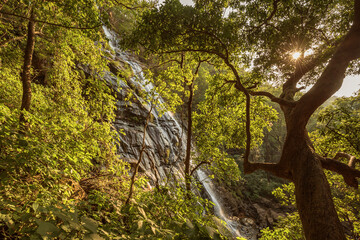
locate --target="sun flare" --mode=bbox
[292,52,301,60]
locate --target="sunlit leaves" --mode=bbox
[193,66,277,183]
[314,92,360,155]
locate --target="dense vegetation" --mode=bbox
[1,0,360,239]
[0,1,224,239]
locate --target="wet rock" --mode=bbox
[240,217,255,226]
[104,51,187,185]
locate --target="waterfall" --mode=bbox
[102,25,187,183]
[197,170,245,239]
[102,26,250,239]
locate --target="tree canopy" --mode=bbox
[126,0,360,239]
[1,0,360,239]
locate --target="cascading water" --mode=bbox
[102,26,187,183]
[197,170,245,239]
[102,26,253,239]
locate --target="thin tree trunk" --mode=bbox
[19,9,35,130]
[125,105,153,205]
[184,80,194,194]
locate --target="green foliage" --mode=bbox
[259,212,303,240]
[242,169,285,201]
[1,1,122,238]
[313,92,360,155]
[109,0,154,39]
[119,181,225,240]
[0,21,128,238]
[193,71,278,183]
[235,0,358,83]
[1,2,235,239]
[128,0,359,86]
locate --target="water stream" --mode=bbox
[197,170,245,239]
[103,26,248,239]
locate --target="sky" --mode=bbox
[157,0,360,97]
[303,75,360,97]
[158,0,193,5]
[335,75,360,97]
[179,0,193,5]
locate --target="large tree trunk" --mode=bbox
[282,132,346,239]
[19,10,35,129]
[276,3,360,237]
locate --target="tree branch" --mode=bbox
[293,0,360,125]
[251,0,280,31]
[282,46,336,100]
[185,29,230,58]
[0,35,25,47]
[243,161,292,180]
[0,31,42,47]
[190,161,210,176]
[249,90,296,107]
[334,152,359,169]
[321,156,360,188]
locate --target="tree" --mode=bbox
[1,0,114,129]
[261,93,360,239]
[127,0,360,238]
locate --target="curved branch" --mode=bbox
[186,29,230,58]
[251,0,280,31]
[321,156,360,189]
[334,152,359,168]
[150,48,268,177]
[244,161,292,180]
[249,90,296,107]
[221,58,253,171]
[282,46,336,99]
[293,0,360,124]
[190,161,210,176]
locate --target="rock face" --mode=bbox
[103,51,187,185]
[100,27,187,184]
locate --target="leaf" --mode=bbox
[137,220,144,229]
[35,220,60,238]
[32,202,39,212]
[0,213,14,228]
[84,233,104,240]
[30,234,41,240]
[81,216,98,233]
[137,207,147,219]
[60,224,72,233]
[53,211,70,222]
[150,225,156,234]
[18,139,28,147]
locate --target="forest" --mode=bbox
[1,0,360,239]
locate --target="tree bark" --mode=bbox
[281,129,346,239]
[256,2,360,238]
[19,9,35,130]
[184,79,194,194]
[125,105,153,205]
